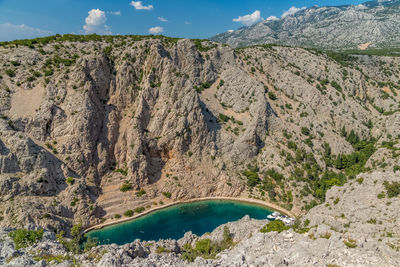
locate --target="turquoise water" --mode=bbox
[86,200,273,245]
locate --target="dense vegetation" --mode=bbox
[57,224,98,254]
[8,229,44,249]
[0,34,181,48]
[383,181,400,198]
[243,129,376,210]
[181,226,234,262]
[260,220,289,233]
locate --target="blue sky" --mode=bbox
[0,0,366,41]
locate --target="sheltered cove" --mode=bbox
[84,197,297,234]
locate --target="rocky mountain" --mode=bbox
[211,0,400,50]
[0,34,400,265]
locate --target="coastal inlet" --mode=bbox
[85,200,275,245]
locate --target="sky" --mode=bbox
[0,0,367,42]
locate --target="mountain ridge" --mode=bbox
[211,0,400,50]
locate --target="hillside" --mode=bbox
[211,0,400,50]
[1,35,400,230]
[0,35,400,265]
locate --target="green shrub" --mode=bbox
[162,192,171,198]
[268,92,277,100]
[344,239,357,248]
[134,207,145,213]
[124,210,134,217]
[103,46,112,57]
[56,224,82,254]
[136,189,146,197]
[26,76,35,82]
[383,181,400,198]
[70,197,79,206]
[83,237,98,252]
[114,168,128,176]
[5,69,15,77]
[260,220,289,233]
[331,81,342,92]
[377,192,386,199]
[43,69,53,76]
[8,229,44,249]
[66,177,75,185]
[156,246,170,253]
[33,71,42,77]
[301,127,310,136]
[333,197,340,205]
[181,226,234,262]
[120,181,132,192]
[243,165,260,187]
[285,103,293,109]
[218,113,230,123]
[320,232,331,239]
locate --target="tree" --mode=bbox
[346,130,360,145]
[340,126,347,137]
[301,127,310,136]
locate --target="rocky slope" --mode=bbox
[211,0,400,50]
[1,35,400,234]
[1,171,398,266]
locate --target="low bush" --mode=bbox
[268,91,277,100]
[124,210,134,217]
[344,239,357,248]
[134,207,145,213]
[383,181,400,198]
[181,226,234,262]
[120,181,132,192]
[8,229,44,249]
[136,189,146,197]
[5,69,15,77]
[162,192,171,198]
[260,220,289,233]
[66,177,75,185]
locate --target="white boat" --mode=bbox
[267,211,281,219]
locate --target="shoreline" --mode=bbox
[84,196,297,234]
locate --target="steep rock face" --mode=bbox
[1,36,400,231]
[211,0,400,49]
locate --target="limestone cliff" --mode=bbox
[0,35,400,234]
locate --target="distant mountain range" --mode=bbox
[211,0,400,50]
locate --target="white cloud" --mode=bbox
[228,29,234,33]
[108,11,121,15]
[266,16,279,21]
[130,1,153,10]
[185,21,191,25]
[0,23,52,41]
[281,6,306,18]
[149,26,163,35]
[233,10,262,26]
[158,17,168,22]
[83,9,111,35]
